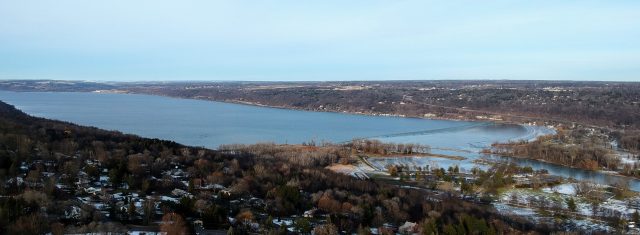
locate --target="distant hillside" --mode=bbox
[0,80,116,92]
[120,80,640,130]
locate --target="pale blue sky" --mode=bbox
[0,1,639,81]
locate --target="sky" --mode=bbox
[0,1,639,82]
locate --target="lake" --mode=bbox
[1,91,637,190]
[0,91,546,149]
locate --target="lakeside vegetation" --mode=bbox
[489,126,640,178]
[0,101,549,234]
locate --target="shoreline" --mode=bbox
[360,152,467,161]
[14,89,551,127]
[89,89,518,124]
[4,89,638,187]
[493,152,640,181]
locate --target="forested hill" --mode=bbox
[0,100,543,234]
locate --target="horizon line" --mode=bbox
[1,78,639,84]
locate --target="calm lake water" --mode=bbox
[0,91,544,149]
[0,91,637,190]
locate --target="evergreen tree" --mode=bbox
[566,197,577,212]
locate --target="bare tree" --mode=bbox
[160,213,187,235]
[313,223,338,235]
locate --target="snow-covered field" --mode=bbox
[617,150,639,166]
[497,187,639,232]
[542,183,576,195]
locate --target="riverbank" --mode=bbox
[487,127,640,182]
[495,152,640,181]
